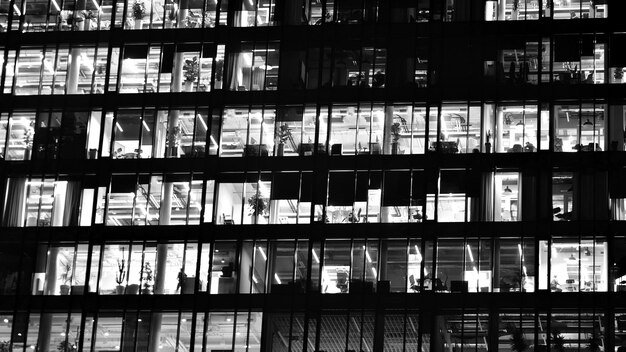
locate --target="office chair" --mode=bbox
[336,271,349,293]
[409,275,419,292]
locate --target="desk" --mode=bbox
[217,277,236,294]
[244,144,269,156]
[299,143,326,156]
[430,141,459,154]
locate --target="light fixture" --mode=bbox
[583,118,593,126]
[504,185,512,193]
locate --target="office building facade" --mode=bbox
[1,0,626,351]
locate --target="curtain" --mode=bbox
[251,67,265,90]
[227,53,248,90]
[63,181,82,226]
[609,105,625,151]
[611,199,626,220]
[521,171,537,221]
[578,171,596,221]
[480,171,494,221]
[2,178,26,227]
[468,172,494,221]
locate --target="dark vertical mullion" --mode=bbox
[9,47,21,94]
[77,312,89,351]
[138,242,146,291]
[180,241,189,293]
[94,244,104,293]
[198,174,209,224]
[102,173,113,227]
[36,176,45,226]
[120,0,129,28]
[43,0,55,31]
[0,45,11,94]
[148,0,155,28]
[125,242,132,286]
[547,237,552,292]
[142,48,151,93]
[234,239,243,293]
[549,36,555,83]
[102,46,113,92]
[113,45,125,92]
[87,46,98,93]
[191,107,201,155]
[259,239,268,293]
[88,315,99,352]
[431,240,438,292]
[156,44,167,92]
[37,46,48,95]
[182,177,192,225]
[206,240,216,294]
[548,101,554,152]
[305,239,314,293]
[6,0,17,32]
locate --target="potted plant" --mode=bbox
[23,120,34,160]
[544,0,552,16]
[59,259,72,295]
[66,12,84,30]
[248,191,268,222]
[510,327,529,352]
[390,122,401,154]
[587,329,602,352]
[141,262,153,294]
[132,0,147,29]
[115,248,127,294]
[551,329,565,352]
[614,67,624,83]
[126,283,140,295]
[57,340,78,352]
[82,10,97,30]
[275,123,292,156]
[166,124,181,157]
[512,0,519,20]
[183,56,199,91]
[214,60,224,89]
[0,341,11,352]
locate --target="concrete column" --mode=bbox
[177,0,189,28]
[148,145,178,352]
[166,53,183,157]
[147,243,168,352]
[37,313,54,352]
[66,49,81,94]
[44,248,59,295]
[497,0,506,20]
[66,0,86,94]
[38,247,59,352]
